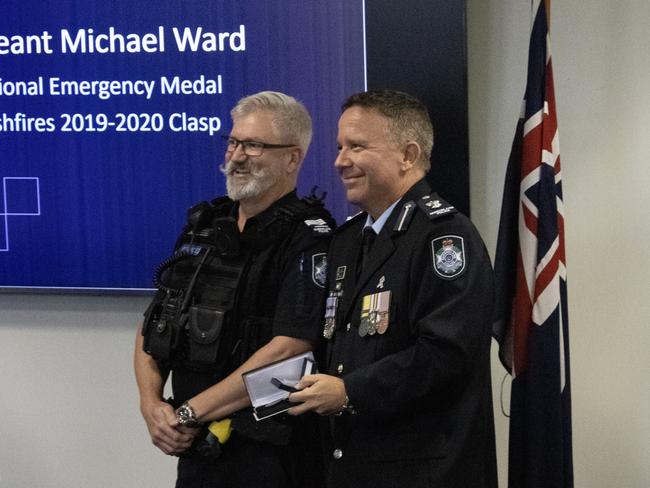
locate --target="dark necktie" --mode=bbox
[357,226,377,281]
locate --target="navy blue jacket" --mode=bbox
[323,179,498,488]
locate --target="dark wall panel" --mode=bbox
[365,0,469,214]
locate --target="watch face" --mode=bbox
[178,407,188,422]
[177,404,198,426]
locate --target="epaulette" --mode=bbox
[392,193,457,233]
[303,217,334,236]
[273,191,335,236]
[299,194,335,236]
[415,193,457,220]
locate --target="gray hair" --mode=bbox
[231,91,313,157]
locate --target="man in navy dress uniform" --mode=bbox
[289,90,498,488]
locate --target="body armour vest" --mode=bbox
[142,191,333,402]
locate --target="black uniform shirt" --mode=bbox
[229,190,331,346]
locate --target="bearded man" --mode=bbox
[134,91,334,488]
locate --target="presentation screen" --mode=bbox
[1,0,366,291]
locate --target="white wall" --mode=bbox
[2,2,650,487]
[468,0,650,487]
[0,294,175,488]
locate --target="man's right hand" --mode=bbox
[140,399,199,456]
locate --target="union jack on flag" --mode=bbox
[492,1,574,487]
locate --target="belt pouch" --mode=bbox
[188,306,225,364]
[143,303,174,360]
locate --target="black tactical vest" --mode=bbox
[142,192,333,384]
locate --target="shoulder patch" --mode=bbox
[431,235,466,279]
[304,218,332,236]
[312,253,327,287]
[416,194,457,220]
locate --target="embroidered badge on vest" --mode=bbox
[431,235,466,279]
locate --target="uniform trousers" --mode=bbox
[175,434,291,488]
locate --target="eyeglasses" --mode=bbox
[221,136,296,157]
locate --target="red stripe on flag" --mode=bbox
[522,203,537,236]
[534,249,559,303]
[522,126,543,176]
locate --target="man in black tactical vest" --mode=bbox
[134,91,334,488]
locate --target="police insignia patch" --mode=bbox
[431,235,466,279]
[312,253,327,288]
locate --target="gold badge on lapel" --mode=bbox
[359,290,391,337]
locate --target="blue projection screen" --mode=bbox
[0,0,366,291]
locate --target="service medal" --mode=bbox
[357,291,391,336]
[358,316,370,337]
[367,310,378,336]
[375,290,391,334]
[358,294,372,337]
[323,294,338,339]
[323,318,335,339]
[359,292,390,336]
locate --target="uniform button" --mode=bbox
[337,363,344,374]
[333,448,343,459]
[346,322,351,332]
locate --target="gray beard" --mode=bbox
[221,160,283,201]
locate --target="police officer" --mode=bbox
[288,90,498,488]
[134,91,333,487]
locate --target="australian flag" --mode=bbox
[492,1,574,487]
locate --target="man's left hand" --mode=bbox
[286,374,347,416]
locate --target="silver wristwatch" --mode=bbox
[335,395,356,416]
[342,395,356,414]
[176,402,200,427]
